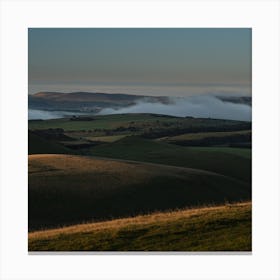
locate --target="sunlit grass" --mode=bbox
[29,202,251,251]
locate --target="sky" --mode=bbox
[28,28,251,96]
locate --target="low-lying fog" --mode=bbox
[98,95,251,121]
[28,109,87,120]
[28,95,251,121]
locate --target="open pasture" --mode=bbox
[29,154,251,231]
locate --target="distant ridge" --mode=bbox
[217,96,252,106]
[29,91,171,113]
[33,91,144,101]
[29,91,251,116]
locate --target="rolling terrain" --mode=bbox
[157,130,251,147]
[29,202,251,251]
[28,113,251,133]
[29,154,250,231]
[89,136,251,183]
[29,91,251,114]
[28,112,252,251]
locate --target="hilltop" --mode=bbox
[28,91,171,112]
[28,91,251,114]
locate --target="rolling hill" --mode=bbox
[29,201,251,251]
[89,136,251,183]
[157,130,251,147]
[28,154,251,231]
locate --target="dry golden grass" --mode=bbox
[29,154,136,173]
[29,201,250,240]
[29,154,212,174]
[29,153,215,183]
[29,154,154,187]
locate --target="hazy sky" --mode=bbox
[28,28,251,95]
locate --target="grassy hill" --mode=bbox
[29,202,251,251]
[89,136,251,183]
[29,154,250,231]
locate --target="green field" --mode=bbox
[188,147,251,159]
[158,130,251,141]
[29,202,251,251]
[157,130,251,148]
[28,114,180,130]
[28,113,252,251]
[89,136,251,183]
[29,113,250,133]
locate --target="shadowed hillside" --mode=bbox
[29,154,251,231]
[28,130,72,155]
[89,136,251,183]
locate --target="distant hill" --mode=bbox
[28,91,171,113]
[29,91,251,113]
[217,96,252,106]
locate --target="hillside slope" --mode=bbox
[90,136,251,183]
[28,130,72,155]
[29,154,251,231]
[29,202,251,251]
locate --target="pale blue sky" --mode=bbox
[28,28,251,95]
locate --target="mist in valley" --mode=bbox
[29,95,251,121]
[98,95,251,121]
[28,109,86,120]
